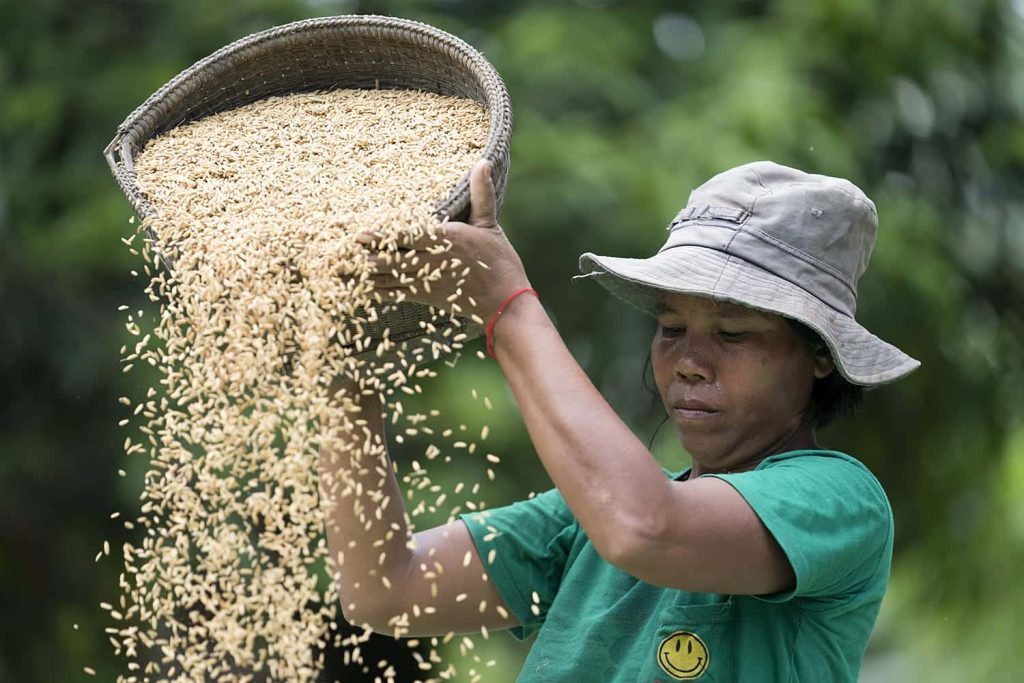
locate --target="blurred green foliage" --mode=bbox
[2,0,1022,680]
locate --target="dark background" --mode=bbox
[2,0,1023,680]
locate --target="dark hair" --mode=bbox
[785,319,864,428]
[643,353,669,449]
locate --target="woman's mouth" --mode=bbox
[673,400,721,420]
[674,408,719,420]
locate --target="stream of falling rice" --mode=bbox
[104,89,507,682]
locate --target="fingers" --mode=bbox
[356,224,450,252]
[353,159,496,254]
[367,251,455,290]
[468,160,497,228]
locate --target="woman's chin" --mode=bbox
[675,430,724,462]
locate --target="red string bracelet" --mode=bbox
[485,287,539,359]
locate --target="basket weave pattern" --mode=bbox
[105,14,513,352]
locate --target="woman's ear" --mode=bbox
[813,346,835,380]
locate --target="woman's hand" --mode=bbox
[358,160,531,323]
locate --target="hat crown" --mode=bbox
[665,161,878,314]
[577,160,921,386]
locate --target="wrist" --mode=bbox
[478,274,532,320]
[486,287,541,359]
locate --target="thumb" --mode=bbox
[468,159,498,228]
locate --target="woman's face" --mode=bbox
[651,292,833,471]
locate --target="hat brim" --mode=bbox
[578,246,920,387]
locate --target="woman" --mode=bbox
[321,160,919,681]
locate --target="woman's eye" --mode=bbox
[660,325,684,338]
[719,330,748,341]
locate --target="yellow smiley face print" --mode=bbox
[657,631,709,680]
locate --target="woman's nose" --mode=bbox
[673,336,715,383]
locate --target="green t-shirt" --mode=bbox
[461,450,893,682]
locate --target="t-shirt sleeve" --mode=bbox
[460,488,579,639]
[704,454,893,606]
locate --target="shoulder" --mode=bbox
[461,487,579,551]
[706,450,893,602]
[756,450,890,507]
[759,449,880,475]
[720,449,892,531]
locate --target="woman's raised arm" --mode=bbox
[318,376,518,637]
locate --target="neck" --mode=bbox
[689,422,818,478]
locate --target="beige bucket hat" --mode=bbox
[578,161,920,387]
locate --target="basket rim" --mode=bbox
[102,14,511,354]
[104,13,513,223]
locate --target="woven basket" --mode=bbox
[104,14,513,359]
